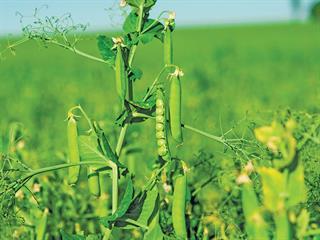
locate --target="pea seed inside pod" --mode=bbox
[156,123,164,131]
[155,87,171,161]
[156,115,165,123]
[157,139,166,147]
[158,145,167,156]
[156,107,164,116]
[156,99,164,107]
[156,131,165,139]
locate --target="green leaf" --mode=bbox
[144,0,157,8]
[120,184,158,229]
[139,33,155,45]
[123,11,139,34]
[126,0,157,9]
[143,211,164,240]
[92,122,126,169]
[129,67,143,82]
[60,230,86,240]
[137,185,158,226]
[100,177,134,228]
[140,18,164,44]
[101,132,126,168]
[126,0,141,8]
[78,134,105,162]
[287,162,306,207]
[97,35,115,66]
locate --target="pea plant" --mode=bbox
[1,0,319,239]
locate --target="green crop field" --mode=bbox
[1,14,320,239]
[1,23,319,163]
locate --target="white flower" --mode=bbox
[168,11,176,20]
[120,0,127,7]
[15,190,24,200]
[236,173,251,185]
[244,161,254,174]
[32,183,41,193]
[172,68,184,78]
[163,183,172,193]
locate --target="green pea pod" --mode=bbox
[241,178,269,240]
[36,208,49,240]
[172,168,187,239]
[115,44,127,101]
[164,27,173,66]
[67,116,80,185]
[156,87,170,161]
[87,167,101,198]
[274,210,290,240]
[169,72,183,144]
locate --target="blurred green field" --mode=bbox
[1,22,319,168]
[1,21,320,239]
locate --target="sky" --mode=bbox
[0,0,315,36]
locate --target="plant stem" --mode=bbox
[115,124,129,158]
[118,218,149,230]
[142,64,176,102]
[141,10,171,34]
[50,40,109,65]
[192,175,216,196]
[8,161,110,192]
[127,0,144,67]
[112,163,118,214]
[182,123,225,144]
[114,1,146,159]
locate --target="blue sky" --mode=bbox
[0,0,314,36]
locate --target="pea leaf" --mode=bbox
[60,230,86,240]
[126,0,157,9]
[126,0,140,8]
[136,185,159,225]
[144,0,157,8]
[78,134,105,161]
[123,11,139,34]
[100,177,134,228]
[140,19,164,44]
[129,67,143,82]
[92,122,126,169]
[117,184,159,229]
[143,211,164,240]
[97,35,115,66]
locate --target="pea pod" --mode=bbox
[169,69,183,144]
[163,26,173,66]
[274,211,290,240]
[239,174,269,240]
[36,208,49,240]
[115,43,127,101]
[87,167,101,198]
[172,165,187,239]
[67,115,80,185]
[155,87,170,161]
